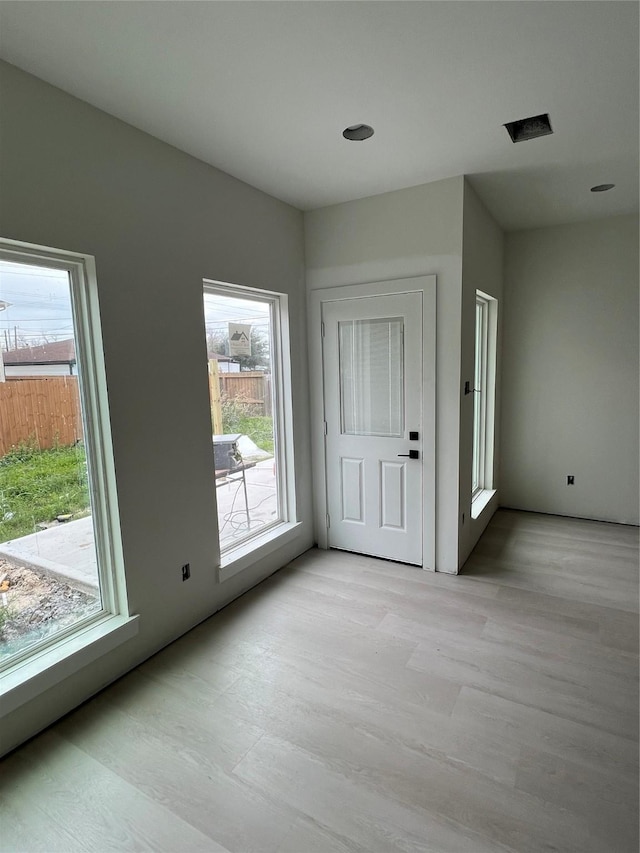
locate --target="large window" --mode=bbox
[472,291,498,501]
[203,281,294,557]
[0,241,125,670]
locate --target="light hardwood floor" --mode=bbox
[2,509,638,852]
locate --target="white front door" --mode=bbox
[322,292,423,565]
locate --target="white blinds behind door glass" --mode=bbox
[339,317,404,437]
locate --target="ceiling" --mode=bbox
[0,1,638,231]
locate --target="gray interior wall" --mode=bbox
[459,180,504,566]
[0,60,313,754]
[304,177,465,573]
[501,215,639,524]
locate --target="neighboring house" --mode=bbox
[1,338,77,377]
[207,350,240,373]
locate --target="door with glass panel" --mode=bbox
[322,292,423,565]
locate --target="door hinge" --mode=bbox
[326,513,330,529]
[321,321,325,337]
[323,420,328,436]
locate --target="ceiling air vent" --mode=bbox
[504,113,553,143]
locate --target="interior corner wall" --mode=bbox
[0,60,313,755]
[501,215,639,525]
[459,180,504,567]
[304,176,465,573]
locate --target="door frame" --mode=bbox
[309,276,436,570]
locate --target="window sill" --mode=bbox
[218,521,303,582]
[471,488,497,520]
[0,613,139,716]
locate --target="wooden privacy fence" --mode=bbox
[0,376,83,457]
[219,371,272,415]
[208,362,273,435]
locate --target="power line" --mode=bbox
[0,318,73,322]
[0,267,70,279]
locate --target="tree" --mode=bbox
[206,326,270,371]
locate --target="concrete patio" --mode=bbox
[216,458,278,550]
[0,516,99,595]
[0,458,278,591]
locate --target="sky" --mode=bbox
[203,292,272,363]
[203,291,271,345]
[0,261,73,350]
[0,260,271,355]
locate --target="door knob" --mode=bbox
[398,450,420,459]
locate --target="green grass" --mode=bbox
[233,416,274,455]
[0,443,91,542]
[220,398,274,455]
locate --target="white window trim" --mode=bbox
[1,613,138,715]
[203,279,297,571]
[0,238,134,701]
[471,486,496,520]
[218,521,303,582]
[472,290,498,509]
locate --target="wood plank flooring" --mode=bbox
[2,509,638,852]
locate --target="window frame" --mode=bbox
[202,279,297,569]
[0,238,130,680]
[472,290,498,505]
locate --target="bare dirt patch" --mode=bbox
[0,557,99,660]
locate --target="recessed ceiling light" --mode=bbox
[590,184,615,193]
[504,113,553,143]
[343,124,374,141]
